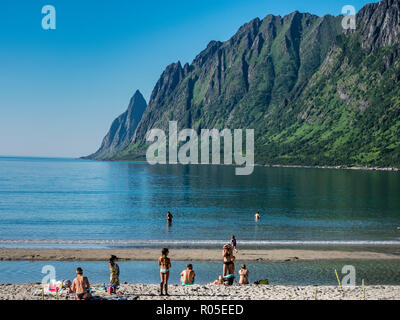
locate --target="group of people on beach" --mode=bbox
[62,254,119,300]
[67,240,249,300]
[66,210,260,300]
[158,243,249,296]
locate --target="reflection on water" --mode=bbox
[0,157,399,246]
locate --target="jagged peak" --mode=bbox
[357,0,400,51]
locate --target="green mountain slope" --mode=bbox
[105,0,400,168]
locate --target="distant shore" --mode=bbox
[1,248,399,262]
[263,164,400,172]
[80,157,400,172]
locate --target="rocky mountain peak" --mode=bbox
[357,0,400,51]
[84,90,147,160]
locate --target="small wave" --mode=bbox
[0,239,399,247]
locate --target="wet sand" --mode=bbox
[1,248,399,262]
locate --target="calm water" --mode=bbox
[0,260,399,285]
[0,156,400,248]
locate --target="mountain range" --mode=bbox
[86,0,400,168]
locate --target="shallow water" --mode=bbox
[0,260,400,286]
[0,157,399,248]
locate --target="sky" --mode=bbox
[0,0,375,158]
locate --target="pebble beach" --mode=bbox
[1,283,399,300]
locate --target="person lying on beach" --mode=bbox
[158,248,171,296]
[239,264,249,285]
[212,276,224,285]
[222,244,235,276]
[109,255,120,294]
[180,264,196,286]
[72,267,91,300]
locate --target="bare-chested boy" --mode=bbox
[180,264,196,285]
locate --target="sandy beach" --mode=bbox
[0,283,399,300]
[1,248,399,262]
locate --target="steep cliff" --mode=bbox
[85,90,147,160]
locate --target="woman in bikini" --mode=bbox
[72,267,91,300]
[222,244,235,276]
[158,248,171,296]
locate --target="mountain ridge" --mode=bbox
[87,0,400,168]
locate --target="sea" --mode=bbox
[0,156,399,284]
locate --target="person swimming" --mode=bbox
[239,264,249,285]
[108,255,120,294]
[180,264,196,286]
[158,248,171,296]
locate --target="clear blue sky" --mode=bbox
[0,0,375,157]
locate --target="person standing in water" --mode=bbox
[255,211,260,221]
[158,248,171,296]
[166,211,173,223]
[230,235,238,253]
[108,255,120,294]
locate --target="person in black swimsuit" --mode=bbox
[222,244,235,276]
[166,211,173,223]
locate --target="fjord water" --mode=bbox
[1,260,400,285]
[0,156,399,248]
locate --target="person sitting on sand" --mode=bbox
[213,276,224,285]
[72,267,91,300]
[63,280,72,294]
[255,211,260,221]
[222,244,235,276]
[180,264,196,286]
[238,264,249,285]
[158,248,171,296]
[109,255,120,294]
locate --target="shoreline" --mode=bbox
[80,157,400,172]
[1,248,399,262]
